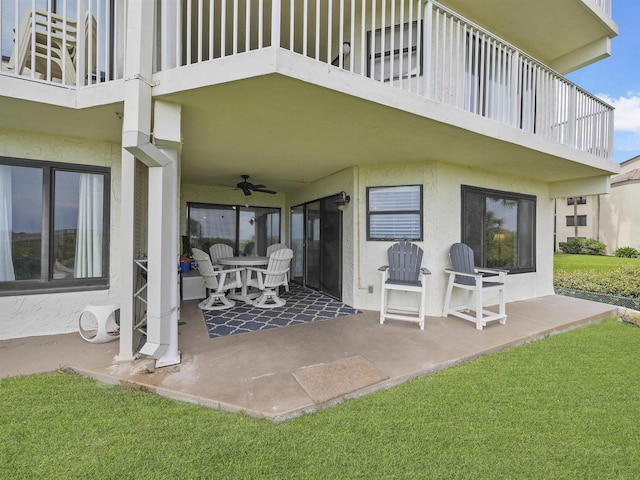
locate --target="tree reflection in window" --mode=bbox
[485,197,517,268]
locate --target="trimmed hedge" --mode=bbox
[554,265,640,298]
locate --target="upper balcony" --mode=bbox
[0,0,617,175]
[443,0,617,74]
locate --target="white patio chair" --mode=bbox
[378,241,431,330]
[192,248,243,310]
[245,248,293,308]
[266,243,290,292]
[7,9,96,85]
[266,243,287,256]
[443,242,508,330]
[209,243,234,270]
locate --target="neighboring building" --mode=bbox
[555,195,601,246]
[555,155,640,253]
[0,1,619,365]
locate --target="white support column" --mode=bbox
[117,0,156,363]
[116,149,137,362]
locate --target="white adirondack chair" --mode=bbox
[443,242,508,330]
[378,241,431,329]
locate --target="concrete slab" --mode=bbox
[0,294,618,420]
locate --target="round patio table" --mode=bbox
[217,256,269,304]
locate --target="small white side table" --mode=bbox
[182,270,206,300]
[78,300,120,343]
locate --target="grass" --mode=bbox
[554,252,640,273]
[3,319,640,479]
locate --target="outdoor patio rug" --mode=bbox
[293,355,389,404]
[202,284,362,338]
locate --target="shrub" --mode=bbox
[558,238,606,255]
[614,247,639,258]
[554,265,640,298]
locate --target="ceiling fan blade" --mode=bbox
[241,188,252,196]
[253,188,277,195]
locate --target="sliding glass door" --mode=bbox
[291,194,343,300]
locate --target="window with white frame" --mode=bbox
[0,158,110,294]
[367,21,422,82]
[367,185,423,241]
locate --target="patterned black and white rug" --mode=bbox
[202,284,361,338]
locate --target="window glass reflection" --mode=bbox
[1,165,43,281]
[54,171,104,279]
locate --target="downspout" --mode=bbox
[122,130,172,169]
[596,194,601,241]
[122,128,179,365]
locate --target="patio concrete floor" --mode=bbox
[1,294,618,421]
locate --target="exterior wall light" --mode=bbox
[335,191,351,211]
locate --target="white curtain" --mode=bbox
[74,173,103,278]
[0,166,15,281]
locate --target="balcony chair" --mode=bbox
[7,9,96,85]
[245,248,293,308]
[191,248,243,311]
[378,241,431,330]
[209,243,234,270]
[443,242,508,330]
[266,243,290,291]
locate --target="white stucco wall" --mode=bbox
[600,183,640,253]
[351,161,555,316]
[0,128,121,340]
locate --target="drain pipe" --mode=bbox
[123,129,181,367]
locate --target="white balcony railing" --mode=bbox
[0,0,124,87]
[593,0,611,16]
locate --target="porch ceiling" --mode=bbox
[0,93,123,146]
[160,73,613,193]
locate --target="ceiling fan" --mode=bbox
[236,175,276,196]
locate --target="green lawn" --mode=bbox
[554,253,640,273]
[3,319,640,479]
